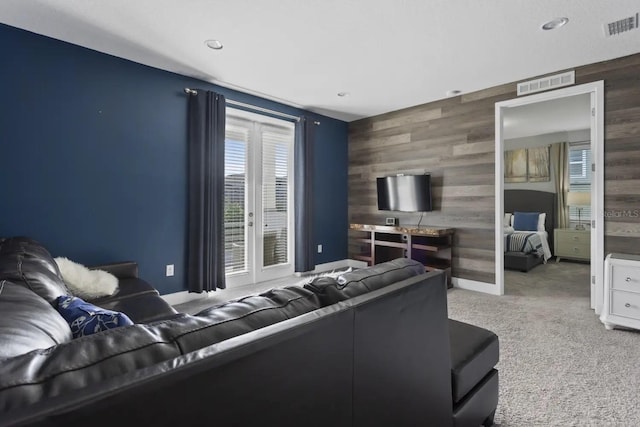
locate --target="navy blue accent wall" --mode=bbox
[313,119,348,265]
[0,23,348,294]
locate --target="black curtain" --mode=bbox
[294,117,316,272]
[187,90,226,292]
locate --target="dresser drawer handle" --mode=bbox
[573,236,579,241]
[626,277,632,282]
[625,303,631,308]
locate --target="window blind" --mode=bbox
[261,124,292,266]
[568,143,591,223]
[224,121,250,274]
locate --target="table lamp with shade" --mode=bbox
[567,191,591,230]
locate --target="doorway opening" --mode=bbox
[495,81,604,313]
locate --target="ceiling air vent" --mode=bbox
[604,13,639,37]
[517,71,575,96]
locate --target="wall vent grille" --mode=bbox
[605,13,639,36]
[517,71,575,96]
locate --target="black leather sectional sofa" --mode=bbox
[0,237,498,426]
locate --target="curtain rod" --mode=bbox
[184,88,320,125]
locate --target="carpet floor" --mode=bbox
[448,260,640,426]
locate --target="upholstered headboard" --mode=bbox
[505,189,557,252]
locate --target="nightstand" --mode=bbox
[601,254,640,331]
[554,228,590,262]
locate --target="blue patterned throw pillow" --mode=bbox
[56,296,133,338]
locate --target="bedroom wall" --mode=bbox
[348,52,640,286]
[504,130,590,193]
[0,23,349,295]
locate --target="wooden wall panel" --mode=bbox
[348,52,640,286]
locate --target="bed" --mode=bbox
[504,190,556,272]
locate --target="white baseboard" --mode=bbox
[452,277,502,296]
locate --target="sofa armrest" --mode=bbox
[90,261,138,279]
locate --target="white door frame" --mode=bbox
[494,81,604,311]
[225,108,295,287]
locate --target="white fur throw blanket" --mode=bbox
[54,257,119,300]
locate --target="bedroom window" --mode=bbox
[568,143,591,224]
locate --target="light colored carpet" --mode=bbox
[448,261,640,426]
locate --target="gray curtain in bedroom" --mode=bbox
[187,90,226,292]
[552,142,569,229]
[294,117,316,272]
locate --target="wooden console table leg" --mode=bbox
[370,231,376,266]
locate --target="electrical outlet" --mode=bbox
[317,244,323,253]
[166,264,174,277]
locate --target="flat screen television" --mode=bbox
[377,174,432,212]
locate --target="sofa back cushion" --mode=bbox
[304,258,426,306]
[0,237,69,304]
[0,280,72,359]
[176,286,321,354]
[0,320,184,412]
[0,287,321,412]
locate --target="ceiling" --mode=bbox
[1,1,638,122]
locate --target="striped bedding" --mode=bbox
[505,231,545,258]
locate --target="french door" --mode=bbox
[224,109,295,286]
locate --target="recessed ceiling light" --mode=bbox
[205,39,223,50]
[337,92,350,97]
[542,17,569,30]
[446,90,461,97]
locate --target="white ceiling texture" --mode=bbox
[0,0,638,122]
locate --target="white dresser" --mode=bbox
[600,253,640,331]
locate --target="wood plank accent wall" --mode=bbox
[348,52,640,285]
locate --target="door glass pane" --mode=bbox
[261,126,292,267]
[225,125,249,274]
[568,144,591,222]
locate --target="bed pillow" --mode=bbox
[504,213,512,228]
[537,213,546,232]
[513,212,540,231]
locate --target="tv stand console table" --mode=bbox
[350,224,454,287]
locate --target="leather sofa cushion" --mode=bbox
[304,258,425,306]
[0,287,320,411]
[89,277,178,323]
[176,286,321,354]
[449,319,499,403]
[0,320,184,412]
[0,280,72,359]
[89,261,139,279]
[0,237,69,304]
[90,276,158,303]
